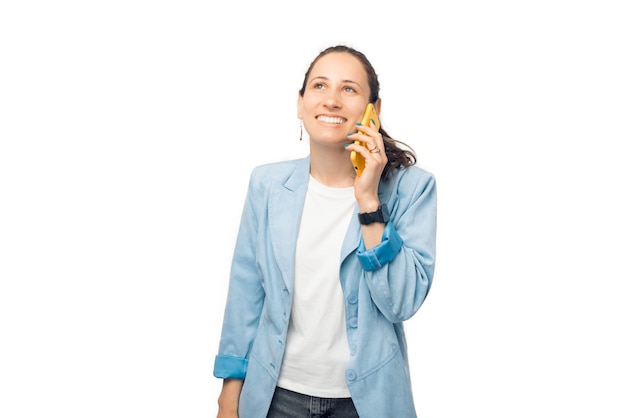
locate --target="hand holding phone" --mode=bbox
[350,103,381,176]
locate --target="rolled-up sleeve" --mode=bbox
[356,222,403,271]
[213,355,248,379]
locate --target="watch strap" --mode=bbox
[358,204,389,225]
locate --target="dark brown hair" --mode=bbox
[299,45,417,180]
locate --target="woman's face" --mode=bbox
[298,52,373,146]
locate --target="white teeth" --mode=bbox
[317,116,345,124]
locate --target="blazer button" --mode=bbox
[345,369,357,381]
[348,317,358,328]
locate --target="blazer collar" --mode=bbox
[267,157,310,294]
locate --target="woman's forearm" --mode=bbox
[217,379,243,418]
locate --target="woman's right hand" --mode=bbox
[216,379,243,418]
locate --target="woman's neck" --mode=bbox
[309,144,356,188]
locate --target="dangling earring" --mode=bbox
[299,121,303,141]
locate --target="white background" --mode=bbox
[1,1,625,417]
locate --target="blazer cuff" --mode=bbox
[213,355,248,379]
[356,222,403,271]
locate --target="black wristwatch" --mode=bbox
[358,204,390,225]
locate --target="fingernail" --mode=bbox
[370,119,376,126]
[346,132,354,136]
[344,143,351,148]
[355,122,363,126]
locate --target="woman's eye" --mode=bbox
[313,83,325,89]
[344,86,356,93]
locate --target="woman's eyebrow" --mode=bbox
[309,76,362,88]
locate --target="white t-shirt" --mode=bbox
[277,175,356,398]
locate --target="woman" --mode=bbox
[214,45,437,418]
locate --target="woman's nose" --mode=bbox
[323,89,341,108]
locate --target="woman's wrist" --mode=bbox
[357,198,380,213]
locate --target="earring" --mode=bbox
[299,121,303,141]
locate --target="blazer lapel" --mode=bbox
[267,158,309,294]
[341,207,361,262]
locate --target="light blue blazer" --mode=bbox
[214,156,437,418]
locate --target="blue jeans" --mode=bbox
[267,387,359,418]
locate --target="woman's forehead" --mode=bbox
[309,52,367,81]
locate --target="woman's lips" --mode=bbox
[316,115,346,124]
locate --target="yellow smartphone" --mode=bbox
[350,103,380,176]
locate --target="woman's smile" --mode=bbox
[316,115,347,125]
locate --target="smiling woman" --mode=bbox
[298,46,417,185]
[213,45,437,418]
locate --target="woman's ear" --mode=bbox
[374,98,382,116]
